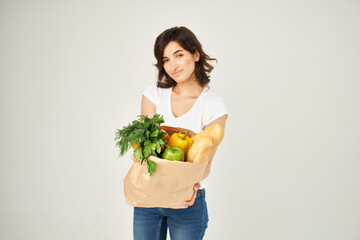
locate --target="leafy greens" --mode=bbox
[115,114,168,175]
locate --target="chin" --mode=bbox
[172,76,189,84]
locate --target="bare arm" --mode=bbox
[141,95,156,117]
[201,114,228,180]
[184,114,228,206]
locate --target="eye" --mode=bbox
[162,59,169,64]
[177,54,183,58]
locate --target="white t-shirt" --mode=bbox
[142,82,228,188]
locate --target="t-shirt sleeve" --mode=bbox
[204,97,228,126]
[142,82,158,106]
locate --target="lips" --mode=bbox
[172,70,183,77]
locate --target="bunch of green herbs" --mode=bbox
[115,114,168,175]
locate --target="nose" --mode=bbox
[170,59,178,71]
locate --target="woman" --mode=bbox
[132,26,228,240]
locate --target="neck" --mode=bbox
[173,76,204,97]
[173,74,204,97]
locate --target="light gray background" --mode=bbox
[1,0,359,239]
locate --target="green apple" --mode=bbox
[161,146,184,161]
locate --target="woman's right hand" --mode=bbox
[131,152,140,163]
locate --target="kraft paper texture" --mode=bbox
[124,156,208,209]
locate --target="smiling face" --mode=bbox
[162,41,200,84]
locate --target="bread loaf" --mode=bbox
[186,124,224,163]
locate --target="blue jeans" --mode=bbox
[133,189,209,240]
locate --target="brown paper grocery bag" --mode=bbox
[124,156,208,209]
[123,126,208,209]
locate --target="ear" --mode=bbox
[194,51,200,62]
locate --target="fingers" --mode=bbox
[184,182,200,207]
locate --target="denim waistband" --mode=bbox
[197,188,205,198]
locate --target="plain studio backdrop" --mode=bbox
[1,0,359,239]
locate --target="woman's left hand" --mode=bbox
[184,182,201,206]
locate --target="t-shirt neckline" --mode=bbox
[168,87,206,119]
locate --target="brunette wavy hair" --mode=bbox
[154,26,217,88]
